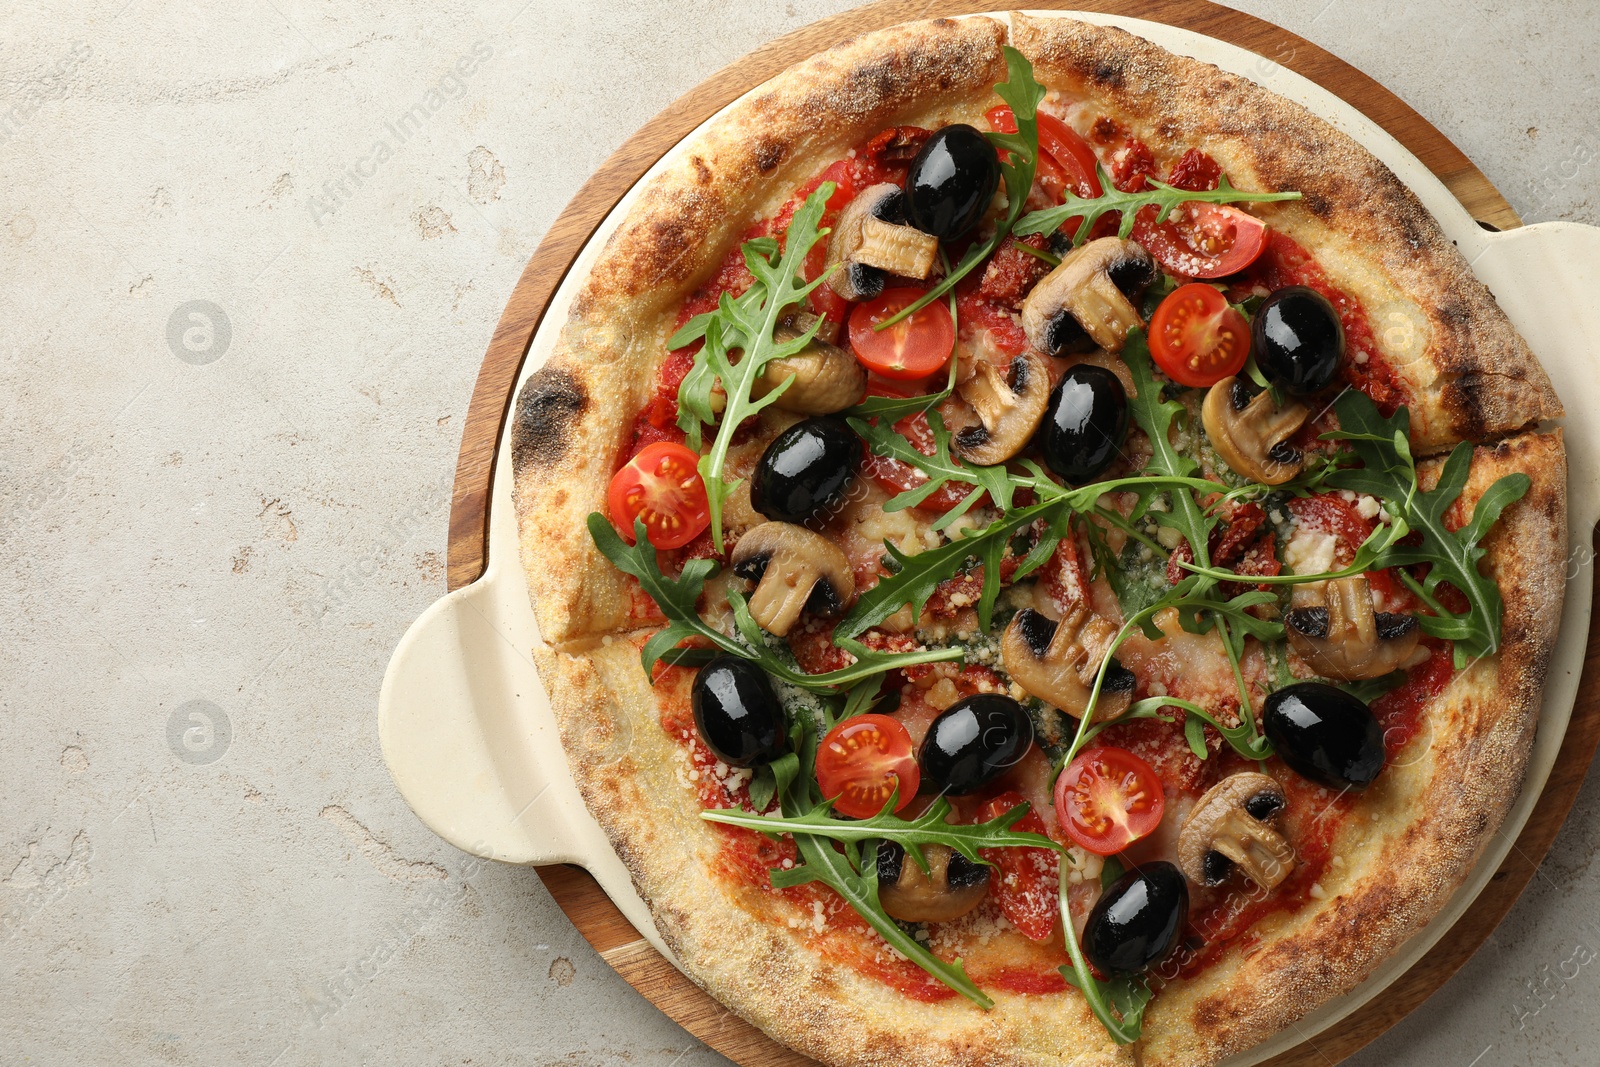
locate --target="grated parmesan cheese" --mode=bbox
[1283,527,1338,575]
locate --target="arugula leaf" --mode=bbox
[1056,861,1151,1044]
[1101,537,1171,620]
[1173,516,1409,586]
[837,675,888,722]
[850,389,1227,540]
[1127,693,1273,763]
[836,500,1069,637]
[701,794,1065,870]
[844,391,950,423]
[1324,391,1530,666]
[1015,170,1301,250]
[776,834,993,1006]
[745,758,785,812]
[740,708,996,1006]
[1121,330,1216,578]
[848,408,1020,526]
[842,288,962,424]
[588,514,961,692]
[669,185,835,546]
[1173,589,1283,643]
[875,46,1045,329]
[1341,670,1408,704]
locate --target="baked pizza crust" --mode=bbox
[511,14,1570,1067]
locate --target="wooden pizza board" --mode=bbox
[442,3,1600,1064]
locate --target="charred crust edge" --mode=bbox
[512,365,590,470]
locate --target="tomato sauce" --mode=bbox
[1372,639,1455,757]
[1168,766,1345,979]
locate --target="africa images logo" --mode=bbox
[304,42,494,226]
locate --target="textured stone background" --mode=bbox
[2,1,1597,1065]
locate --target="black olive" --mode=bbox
[1262,681,1386,790]
[1253,286,1344,396]
[690,656,786,767]
[1038,365,1129,483]
[750,417,862,525]
[904,124,999,241]
[917,694,1033,796]
[1083,861,1189,978]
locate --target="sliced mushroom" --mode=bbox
[825,184,938,302]
[1201,376,1309,485]
[784,308,840,347]
[1285,576,1422,681]
[876,841,989,924]
[1021,238,1158,355]
[1001,605,1136,721]
[750,325,866,414]
[729,521,856,636]
[952,350,1050,466]
[1178,772,1294,890]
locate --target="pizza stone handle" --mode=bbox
[1471,221,1600,531]
[379,579,597,866]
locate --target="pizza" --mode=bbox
[508,14,1567,1067]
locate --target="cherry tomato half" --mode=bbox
[985,106,1103,199]
[849,289,956,380]
[607,441,711,549]
[1133,202,1269,279]
[976,792,1059,941]
[1054,746,1166,856]
[1149,282,1251,389]
[815,713,920,819]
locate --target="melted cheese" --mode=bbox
[1118,608,1238,711]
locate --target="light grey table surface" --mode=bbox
[2,1,1597,1064]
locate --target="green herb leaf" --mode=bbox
[836,500,1069,637]
[777,834,993,1006]
[1340,670,1408,704]
[1324,391,1530,665]
[669,184,836,546]
[1016,170,1301,250]
[744,713,995,1007]
[701,794,1064,871]
[848,408,1021,525]
[1099,855,1126,890]
[1056,862,1151,1044]
[1121,330,1216,578]
[746,764,779,812]
[844,391,949,424]
[1130,693,1273,762]
[838,675,888,722]
[587,514,961,692]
